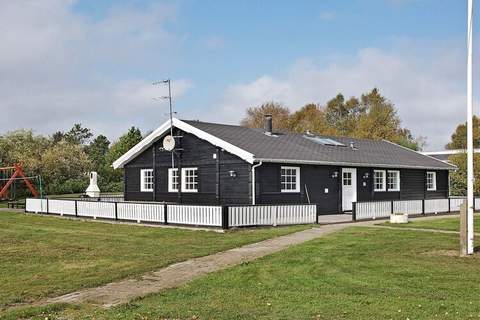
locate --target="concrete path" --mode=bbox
[45,222,373,308]
[27,214,457,309]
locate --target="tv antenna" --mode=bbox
[153,79,175,168]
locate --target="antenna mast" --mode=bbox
[153,79,175,168]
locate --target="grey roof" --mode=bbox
[183,120,454,170]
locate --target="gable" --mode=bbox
[113,119,255,169]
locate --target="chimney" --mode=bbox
[264,114,273,135]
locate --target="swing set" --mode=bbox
[0,164,42,201]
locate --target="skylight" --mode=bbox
[304,136,345,147]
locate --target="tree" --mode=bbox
[102,127,143,191]
[354,88,421,150]
[86,135,110,172]
[0,130,51,174]
[41,142,92,194]
[324,94,363,135]
[445,116,480,149]
[240,102,292,132]
[289,104,337,135]
[64,124,93,145]
[448,153,480,196]
[242,89,421,150]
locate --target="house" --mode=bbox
[421,149,480,163]
[113,116,455,214]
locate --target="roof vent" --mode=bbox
[350,141,357,150]
[264,114,273,135]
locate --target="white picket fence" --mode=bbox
[168,205,222,227]
[355,197,475,220]
[117,202,165,223]
[228,204,316,227]
[25,198,221,227]
[25,198,318,228]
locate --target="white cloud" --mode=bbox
[214,41,468,150]
[0,0,190,140]
[319,11,335,21]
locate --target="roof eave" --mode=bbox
[254,158,455,171]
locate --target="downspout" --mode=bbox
[251,161,263,205]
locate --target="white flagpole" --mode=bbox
[467,0,475,255]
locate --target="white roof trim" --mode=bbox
[255,158,454,170]
[112,118,255,169]
[421,149,480,155]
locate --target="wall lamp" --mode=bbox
[229,170,237,178]
[331,171,339,178]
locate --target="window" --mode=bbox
[343,172,352,186]
[168,168,179,192]
[374,170,386,192]
[181,168,198,192]
[281,166,300,192]
[140,169,154,192]
[427,171,437,191]
[387,170,400,191]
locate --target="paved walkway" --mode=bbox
[25,214,457,309]
[44,222,374,308]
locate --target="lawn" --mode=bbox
[27,226,480,320]
[384,214,480,233]
[0,211,309,310]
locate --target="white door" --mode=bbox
[342,168,357,212]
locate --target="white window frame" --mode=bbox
[140,169,154,192]
[387,170,400,192]
[426,171,437,191]
[373,170,386,192]
[168,168,179,192]
[280,166,300,193]
[181,167,198,193]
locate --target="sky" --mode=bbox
[0,0,476,150]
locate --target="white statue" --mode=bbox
[86,172,100,198]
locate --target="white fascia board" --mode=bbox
[255,158,455,171]
[112,118,255,169]
[421,149,480,156]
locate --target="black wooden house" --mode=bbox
[113,117,455,214]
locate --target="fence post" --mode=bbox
[390,201,394,214]
[75,200,78,217]
[352,202,357,221]
[422,199,425,215]
[273,206,278,227]
[448,198,451,213]
[164,203,168,225]
[46,198,49,214]
[315,205,319,224]
[114,202,118,220]
[222,206,229,229]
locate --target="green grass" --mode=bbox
[384,215,480,233]
[29,227,480,320]
[0,211,309,310]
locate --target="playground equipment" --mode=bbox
[0,164,41,200]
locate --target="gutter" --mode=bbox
[251,161,263,205]
[254,158,455,171]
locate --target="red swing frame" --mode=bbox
[0,164,39,199]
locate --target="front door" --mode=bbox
[341,168,357,212]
